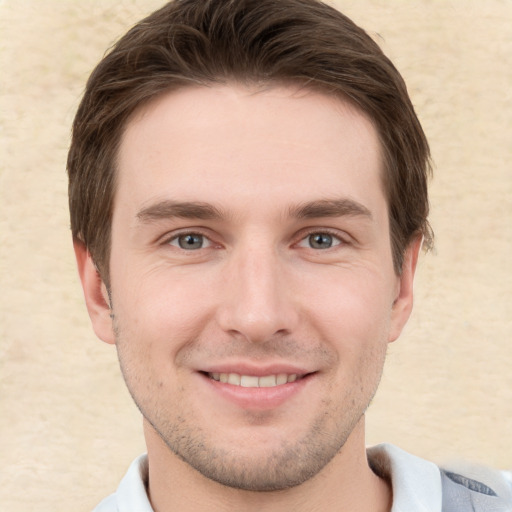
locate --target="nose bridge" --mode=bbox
[217,238,297,342]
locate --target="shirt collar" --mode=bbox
[367,443,442,512]
[108,445,443,512]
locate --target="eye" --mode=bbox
[168,233,211,250]
[298,232,343,250]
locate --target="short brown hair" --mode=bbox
[68,0,432,284]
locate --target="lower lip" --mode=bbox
[200,373,312,410]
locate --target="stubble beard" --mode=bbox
[144,404,362,492]
[112,317,386,492]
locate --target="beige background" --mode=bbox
[0,1,511,510]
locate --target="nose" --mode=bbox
[216,244,299,343]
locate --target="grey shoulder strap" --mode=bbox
[441,469,512,512]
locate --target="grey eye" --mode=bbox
[308,233,334,249]
[175,234,205,250]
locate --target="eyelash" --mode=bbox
[296,228,347,250]
[163,228,348,251]
[165,230,214,250]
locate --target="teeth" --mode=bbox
[228,373,241,385]
[276,374,288,385]
[209,372,299,388]
[258,375,277,387]
[240,375,259,387]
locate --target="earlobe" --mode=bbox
[388,235,423,343]
[73,239,116,345]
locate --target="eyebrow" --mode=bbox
[136,198,372,224]
[136,200,225,222]
[289,199,372,220]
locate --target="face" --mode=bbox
[78,84,418,491]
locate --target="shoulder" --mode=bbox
[440,462,512,511]
[368,444,512,512]
[92,493,118,512]
[91,454,153,512]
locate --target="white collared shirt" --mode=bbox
[93,444,511,511]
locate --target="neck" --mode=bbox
[144,417,392,512]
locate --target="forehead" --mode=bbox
[115,84,385,218]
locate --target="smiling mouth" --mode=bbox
[207,372,303,388]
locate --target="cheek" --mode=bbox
[111,264,218,350]
[112,273,209,394]
[306,269,394,343]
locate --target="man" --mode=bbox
[67,0,512,510]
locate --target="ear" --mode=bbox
[388,235,423,343]
[73,239,116,345]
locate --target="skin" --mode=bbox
[75,84,421,512]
